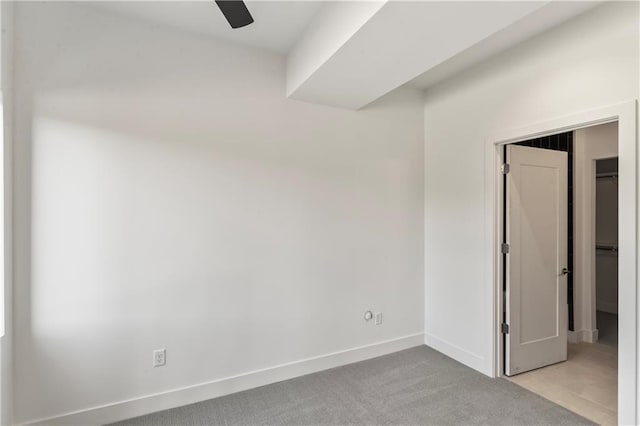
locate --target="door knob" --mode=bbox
[561,267,571,276]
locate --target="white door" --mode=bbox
[505,145,568,376]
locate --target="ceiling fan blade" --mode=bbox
[215,0,254,29]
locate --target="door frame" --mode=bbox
[485,100,637,424]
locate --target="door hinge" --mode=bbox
[501,243,510,254]
[501,323,510,334]
[501,163,510,174]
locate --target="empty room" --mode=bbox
[0,1,638,425]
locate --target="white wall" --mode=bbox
[12,3,425,424]
[424,1,638,375]
[1,1,14,424]
[574,122,618,337]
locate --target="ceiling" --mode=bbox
[90,0,601,109]
[90,1,325,55]
[287,1,601,109]
[406,1,600,89]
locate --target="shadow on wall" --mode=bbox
[13,2,425,423]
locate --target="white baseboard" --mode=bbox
[568,328,598,343]
[424,332,485,374]
[567,330,578,343]
[23,333,425,426]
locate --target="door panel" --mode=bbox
[506,145,568,376]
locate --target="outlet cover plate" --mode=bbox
[153,349,166,367]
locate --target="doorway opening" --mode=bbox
[501,122,618,425]
[595,157,618,348]
[487,102,636,425]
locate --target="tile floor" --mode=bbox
[508,342,617,425]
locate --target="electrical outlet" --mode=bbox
[375,312,383,325]
[153,349,166,367]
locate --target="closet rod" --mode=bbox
[596,244,618,252]
[596,172,618,180]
